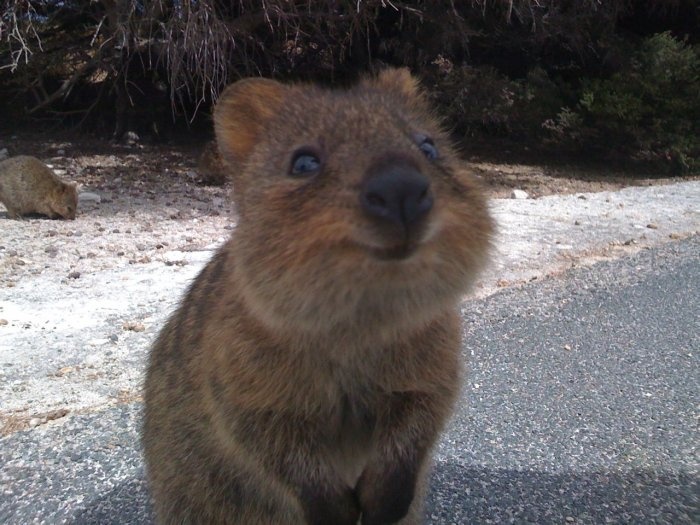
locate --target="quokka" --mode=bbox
[143,68,493,525]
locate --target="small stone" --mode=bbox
[136,243,147,251]
[669,233,682,240]
[124,131,140,145]
[511,189,529,200]
[122,321,145,332]
[0,319,8,326]
[68,271,81,279]
[28,418,42,428]
[109,334,119,343]
[56,149,66,156]
[646,223,658,229]
[0,148,8,160]
[564,344,572,351]
[45,408,69,421]
[55,366,75,376]
[44,246,59,256]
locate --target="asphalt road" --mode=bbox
[1,236,698,524]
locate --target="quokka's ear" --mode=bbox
[214,78,287,166]
[62,183,77,195]
[363,67,425,104]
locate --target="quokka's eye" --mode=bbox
[290,148,322,177]
[418,137,438,161]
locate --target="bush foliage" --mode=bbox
[0,1,697,172]
[574,33,699,173]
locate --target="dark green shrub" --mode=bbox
[430,61,564,140]
[548,32,700,173]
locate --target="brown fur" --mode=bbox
[0,156,77,219]
[143,68,493,524]
[197,141,228,186]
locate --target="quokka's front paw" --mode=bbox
[356,460,417,525]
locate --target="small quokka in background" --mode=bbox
[143,68,493,524]
[0,155,77,219]
[196,140,228,186]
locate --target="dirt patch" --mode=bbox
[471,161,698,199]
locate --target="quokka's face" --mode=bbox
[215,70,492,332]
[54,185,78,219]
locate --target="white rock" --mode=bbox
[83,353,102,366]
[78,192,101,205]
[0,148,8,160]
[511,189,529,200]
[163,250,187,262]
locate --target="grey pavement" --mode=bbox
[1,235,697,524]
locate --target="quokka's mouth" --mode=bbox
[368,242,419,261]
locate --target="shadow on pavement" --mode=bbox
[427,460,697,524]
[71,460,697,524]
[73,476,154,525]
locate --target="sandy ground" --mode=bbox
[0,138,698,435]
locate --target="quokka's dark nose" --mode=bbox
[361,165,433,228]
